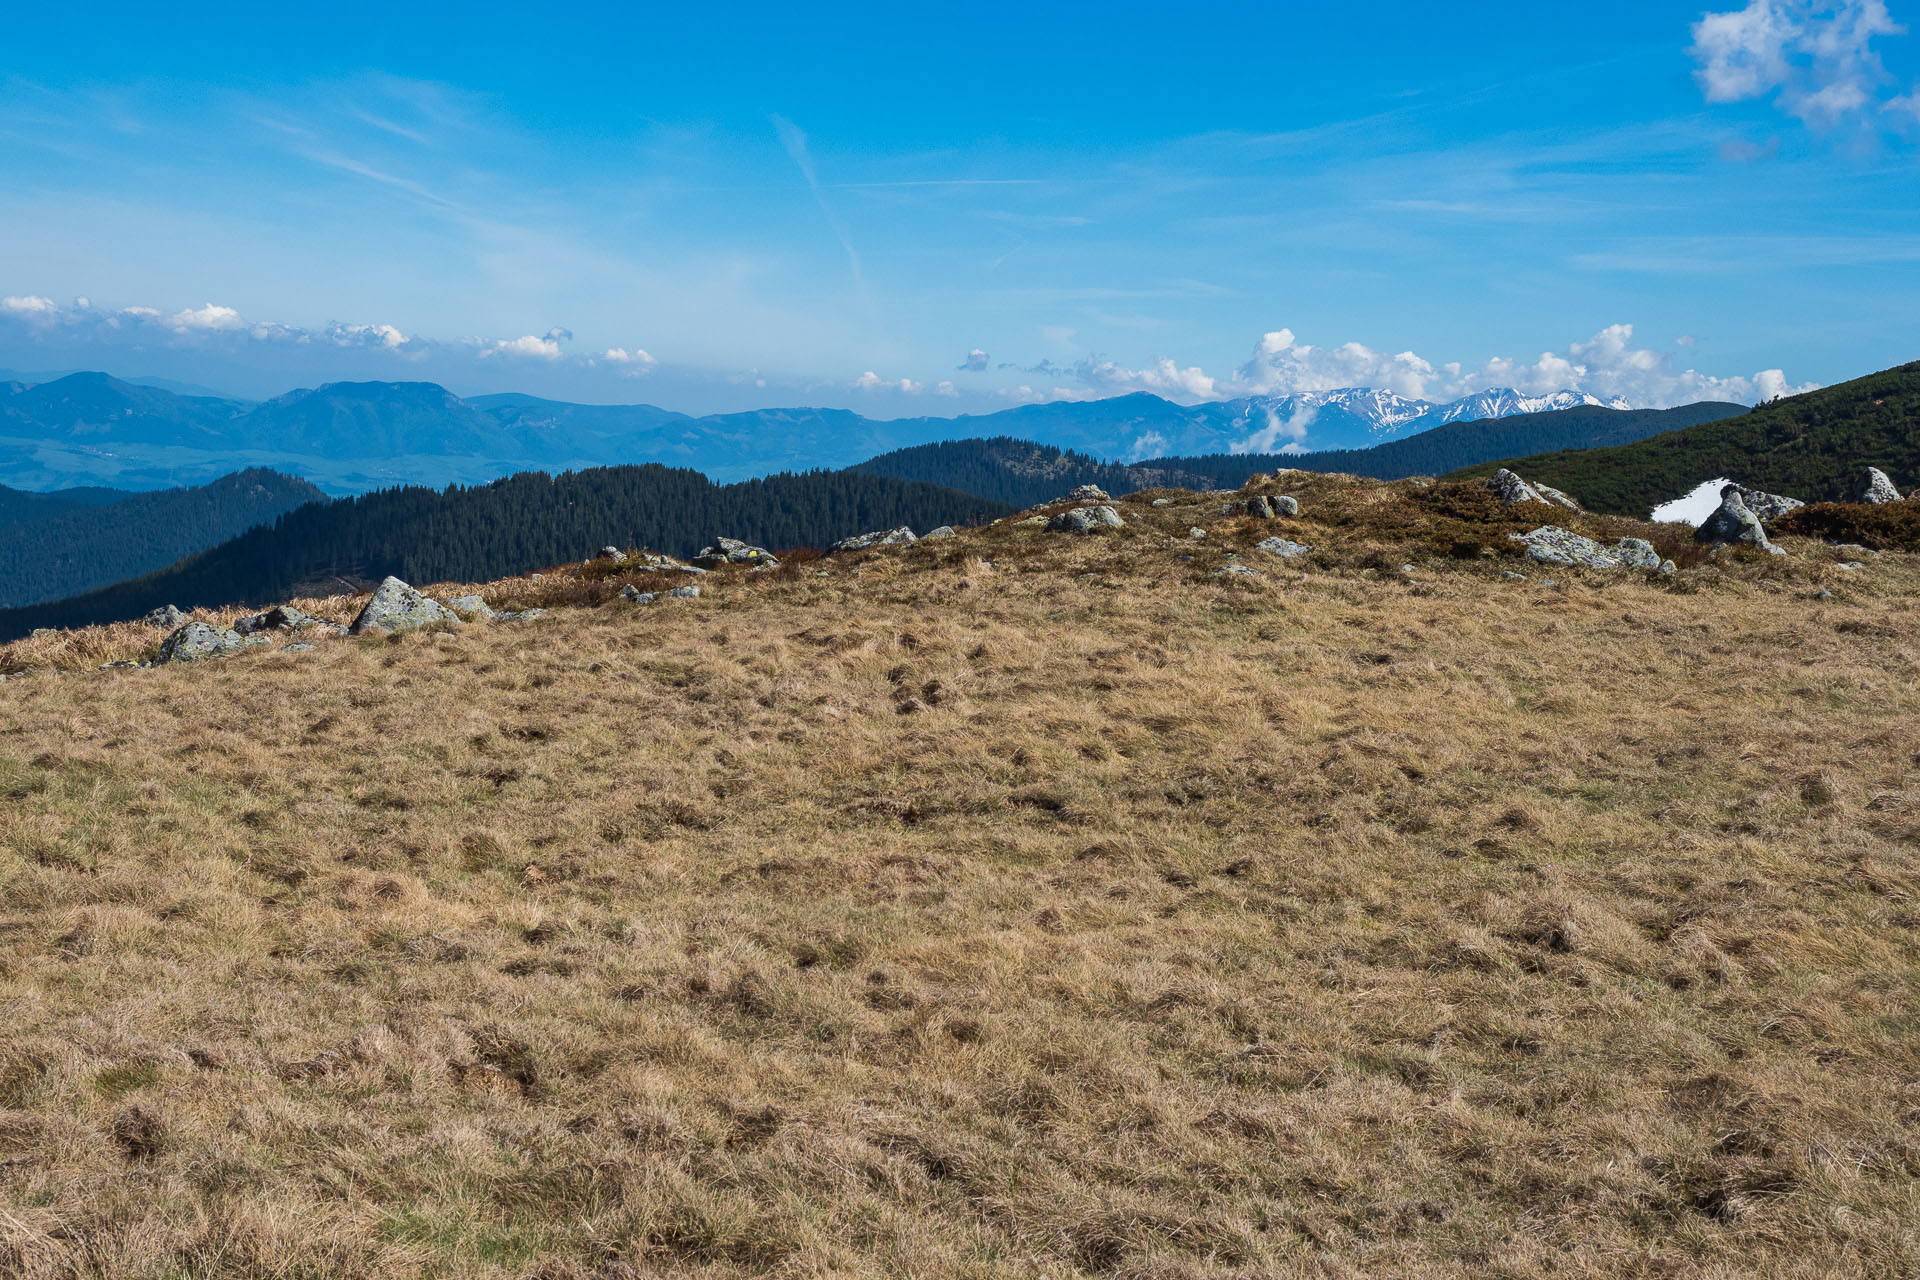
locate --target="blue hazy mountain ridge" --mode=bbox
[0,370,1706,494]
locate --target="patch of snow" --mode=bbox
[1650,477,1732,525]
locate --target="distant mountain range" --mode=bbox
[1448,361,1920,515]
[0,369,1662,494]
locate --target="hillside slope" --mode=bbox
[0,482,129,528]
[0,479,1913,1278]
[1448,361,1920,515]
[0,469,326,607]
[0,465,1010,638]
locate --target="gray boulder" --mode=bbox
[1857,467,1903,504]
[830,526,918,553]
[1534,483,1582,512]
[234,604,327,635]
[1272,495,1300,516]
[1487,468,1547,504]
[1067,484,1111,502]
[1695,489,1784,555]
[140,605,187,629]
[923,525,957,539]
[598,546,628,563]
[1150,498,1173,507]
[694,536,778,568]
[669,585,700,599]
[616,584,657,604]
[1512,526,1686,570]
[156,622,259,664]
[441,595,497,621]
[1214,563,1261,579]
[1724,483,1803,522]
[349,577,459,636]
[1047,505,1124,533]
[1254,537,1313,558]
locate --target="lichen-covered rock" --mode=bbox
[1487,468,1547,504]
[830,526,918,553]
[156,621,257,663]
[234,605,327,635]
[616,584,653,603]
[923,526,957,539]
[1214,563,1261,578]
[1048,506,1124,533]
[1067,484,1111,503]
[1151,497,1173,507]
[694,537,778,568]
[349,577,459,635]
[140,605,187,629]
[1724,484,1803,522]
[1695,489,1784,555]
[1254,537,1312,558]
[441,595,497,621]
[1534,483,1582,512]
[1272,495,1300,516]
[1857,467,1903,504]
[1512,526,1686,569]
[1189,527,1206,539]
[598,546,627,562]
[669,585,700,599]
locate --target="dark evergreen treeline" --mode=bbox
[0,470,324,608]
[0,464,1011,639]
[1445,362,1920,516]
[847,437,1218,507]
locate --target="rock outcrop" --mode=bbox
[349,577,459,636]
[1724,484,1803,523]
[140,605,187,629]
[830,527,918,553]
[1857,467,1903,504]
[156,622,260,664]
[694,537,778,568]
[1048,506,1124,533]
[1695,489,1785,556]
[1067,485,1111,503]
[598,546,627,563]
[234,605,332,636]
[1487,468,1581,511]
[1512,526,1679,571]
[923,526,957,539]
[442,595,497,621]
[1254,537,1312,558]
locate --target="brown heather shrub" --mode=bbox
[0,477,1916,1277]
[1773,497,1920,551]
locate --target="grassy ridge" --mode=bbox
[1447,361,1920,515]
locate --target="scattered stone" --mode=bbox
[1833,543,1876,559]
[1048,505,1125,533]
[1723,483,1804,522]
[441,595,497,621]
[1857,466,1903,504]
[1502,571,1528,581]
[348,577,460,636]
[616,584,656,604]
[498,608,547,622]
[923,526,957,539]
[694,536,778,568]
[1837,561,1864,571]
[1067,484,1111,502]
[1815,588,1834,600]
[235,604,327,635]
[1694,488,1784,556]
[1214,563,1261,578]
[830,526,918,553]
[1401,564,1416,575]
[669,585,700,599]
[1513,526,1684,569]
[139,605,187,628]
[598,546,628,563]
[282,642,316,652]
[1151,498,1173,507]
[1189,527,1206,539]
[1254,537,1313,558]
[156,621,258,663]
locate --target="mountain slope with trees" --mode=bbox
[1446,362,1920,515]
[0,465,1011,638]
[0,469,326,607]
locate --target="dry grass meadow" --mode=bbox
[2,475,1918,1278]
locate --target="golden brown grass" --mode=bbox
[2,479,1918,1278]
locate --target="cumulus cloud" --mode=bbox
[167,303,246,333]
[481,333,567,360]
[1071,323,1815,410]
[1,295,59,321]
[1690,0,1911,130]
[958,348,989,372]
[601,346,658,376]
[1232,404,1320,454]
[853,371,923,394]
[934,380,958,398]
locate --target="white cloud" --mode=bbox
[1,295,59,320]
[1690,1,1909,130]
[482,333,566,360]
[852,370,923,394]
[959,348,989,372]
[167,303,245,332]
[1075,354,1218,400]
[602,346,658,376]
[327,321,411,350]
[1232,404,1319,454]
[1070,323,1816,410]
[934,380,958,398]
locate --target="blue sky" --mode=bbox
[2,1,1916,414]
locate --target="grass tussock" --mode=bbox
[0,478,1918,1277]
